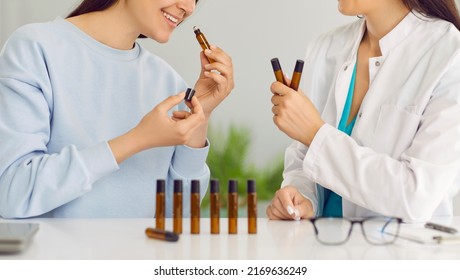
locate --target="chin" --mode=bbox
[338,8,359,16]
[156,37,170,44]
[338,3,359,16]
[148,34,171,44]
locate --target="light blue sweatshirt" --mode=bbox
[0,17,210,218]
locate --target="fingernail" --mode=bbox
[294,209,300,221]
[204,49,212,55]
[287,205,294,215]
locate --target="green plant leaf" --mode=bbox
[202,123,284,214]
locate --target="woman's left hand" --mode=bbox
[194,45,234,118]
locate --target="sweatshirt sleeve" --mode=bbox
[165,142,210,218]
[0,28,119,218]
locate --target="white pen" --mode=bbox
[432,235,460,244]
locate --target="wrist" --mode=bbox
[204,110,212,120]
[186,119,209,148]
[108,129,144,164]
[303,120,325,147]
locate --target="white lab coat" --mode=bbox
[283,12,460,222]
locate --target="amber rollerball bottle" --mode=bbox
[191,180,200,234]
[228,180,238,234]
[193,26,216,63]
[210,179,220,234]
[247,180,257,234]
[173,180,183,234]
[155,179,166,230]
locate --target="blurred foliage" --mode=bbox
[202,124,284,212]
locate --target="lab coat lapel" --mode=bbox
[333,21,365,127]
[334,61,355,126]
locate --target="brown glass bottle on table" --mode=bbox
[210,179,220,234]
[247,179,257,234]
[228,180,238,234]
[145,228,179,242]
[191,180,200,234]
[173,180,183,234]
[155,179,165,230]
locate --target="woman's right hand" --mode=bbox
[108,92,206,163]
[266,185,315,220]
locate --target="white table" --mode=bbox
[1,217,460,260]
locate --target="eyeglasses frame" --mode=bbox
[309,216,403,246]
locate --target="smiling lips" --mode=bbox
[162,11,179,24]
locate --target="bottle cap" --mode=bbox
[294,59,305,73]
[191,180,200,193]
[228,180,238,193]
[174,180,182,193]
[184,88,196,102]
[156,179,165,193]
[211,179,219,193]
[271,58,282,71]
[193,26,201,35]
[247,179,256,193]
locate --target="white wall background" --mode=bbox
[0,0,355,168]
[1,0,460,215]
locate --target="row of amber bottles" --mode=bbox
[155,179,257,235]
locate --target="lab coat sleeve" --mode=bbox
[0,30,120,218]
[166,142,210,218]
[279,33,333,217]
[282,141,318,216]
[303,53,460,222]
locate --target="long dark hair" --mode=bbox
[67,0,199,38]
[403,0,460,30]
[68,0,199,18]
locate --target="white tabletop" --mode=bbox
[1,217,460,260]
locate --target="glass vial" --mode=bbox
[155,179,165,230]
[210,179,220,234]
[173,180,183,234]
[191,180,200,234]
[228,180,238,234]
[247,179,257,234]
[271,58,286,85]
[193,26,216,63]
[290,59,305,91]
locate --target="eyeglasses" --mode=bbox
[309,216,402,245]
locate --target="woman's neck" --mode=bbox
[67,3,139,50]
[363,2,410,53]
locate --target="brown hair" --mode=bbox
[403,0,460,30]
[67,0,199,38]
[68,0,199,18]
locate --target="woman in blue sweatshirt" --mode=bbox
[0,0,234,218]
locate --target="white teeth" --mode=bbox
[163,12,179,23]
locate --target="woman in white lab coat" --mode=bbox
[267,0,460,222]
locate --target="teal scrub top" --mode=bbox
[322,62,358,217]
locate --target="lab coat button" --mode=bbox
[344,65,348,71]
[358,112,362,118]
[375,61,381,67]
